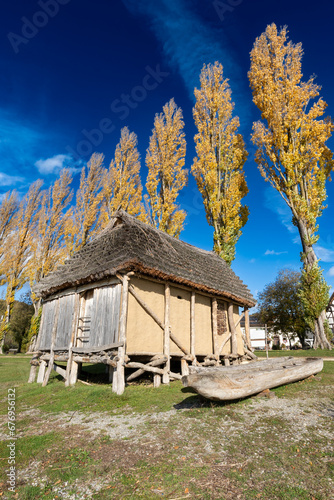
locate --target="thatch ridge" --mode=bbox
[34,210,255,306]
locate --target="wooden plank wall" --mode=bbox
[55,294,76,348]
[38,300,57,349]
[89,284,121,346]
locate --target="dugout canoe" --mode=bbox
[182,356,323,401]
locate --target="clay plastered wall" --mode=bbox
[194,294,213,355]
[126,277,164,354]
[216,302,244,356]
[169,286,191,355]
[234,304,245,356]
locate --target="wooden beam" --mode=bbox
[126,356,167,382]
[163,284,170,383]
[235,311,245,329]
[37,360,47,384]
[113,274,129,395]
[218,333,232,356]
[128,282,189,356]
[227,303,238,356]
[53,363,67,379]
[125,361,164,375]
[28,307,45,383]
[190,291,195,358]
[244,307,251,349]
[65,293,81,387]
[212,298,218,357]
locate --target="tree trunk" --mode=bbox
[296,218,331,350]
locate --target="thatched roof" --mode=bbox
[34,211,255,306]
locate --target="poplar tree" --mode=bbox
[0,181,42,353]
[192,62,249,265]
[0,190,18,267]
[65,153,104,256]
[145,99,187,237]
[28,169,73,310]
[100,127,145,227]
[248,23,333,349]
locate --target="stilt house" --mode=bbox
[29,211,256,394]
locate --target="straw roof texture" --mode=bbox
[34,211,255,306]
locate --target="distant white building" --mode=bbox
[241,318,305,350]
[326,292,334,335]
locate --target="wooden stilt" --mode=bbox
[163,284,170,384]
[37,360,47,383]
[153,374,161,388]
[28,308,45,383]
[190,291,196,364]
[181,359,189,376]
[69,360,79,385]
[28,365,38,383]
[227,303,238,355]
[65,293,81,387]
[244,307,251,350]
[113,274,129,395]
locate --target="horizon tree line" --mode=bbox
[0,23,333,351]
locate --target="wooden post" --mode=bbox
[69,361,79,385]
[28,306,45,383]
[181,359,189,376]
[244,307,251,349]
[113,274,129,395]
[212,298,219,362]
[190,291,195,363]
[37,360,47,383]
[227,303,238,355]
[163,284,170,384]
[65,293,81,387]
[153,374,161,388]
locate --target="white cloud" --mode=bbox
[0,172,24,186]
[122,0,249,118]
[328,266,334,276]
[35,154,82,175]
[314,245,334,263]
[35,154,71,175]
[264,250,288,256]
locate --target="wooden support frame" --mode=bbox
[163,284,170,384]
[128,281,189,356]
[244,307,251,349]
[28,307,45,383]
[190,291,196,363]
[113,274,129,395]
[37,360,47,383]
[211,298,218,359]
[65,293,81,387]
[227,302,238,356]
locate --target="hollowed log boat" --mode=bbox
[182,356,323,401]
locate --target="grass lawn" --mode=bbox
[256,348,334,358]
[0,354,333,499]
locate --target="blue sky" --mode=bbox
[1,0,334,305]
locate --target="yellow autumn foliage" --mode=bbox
[145,98,187,237]
[192,62,248,265]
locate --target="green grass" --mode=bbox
[0,354,333,499]
[256,348,333,358]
